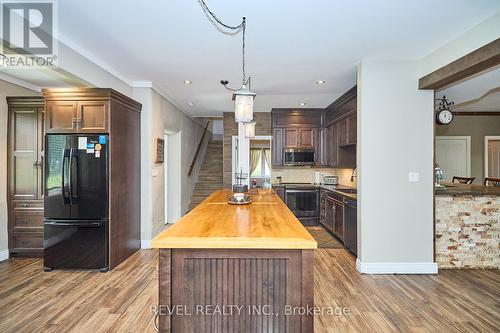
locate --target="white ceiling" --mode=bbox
[437,66,500,112]
[6,1,500,116]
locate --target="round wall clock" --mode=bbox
[436,109,454,125]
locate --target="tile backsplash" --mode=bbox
[271,167,357,187]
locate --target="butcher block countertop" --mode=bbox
[151,189,317,249]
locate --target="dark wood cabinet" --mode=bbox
[337,118,348,146]
[45,99,109,133]
[282,128,316,149]
[45,100,77,133]
[7,97,45,257]
[272,128,283,166]
[347,113,357,145]
[325,86,357,168]
[270,87,356,168]
[320,188,353,245]
[77,100,109,133]
[299,128,314,148]
[332,198,344,241]
[316,128,328,166]
[284,128,299,147]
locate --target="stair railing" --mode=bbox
[188,121,210,176]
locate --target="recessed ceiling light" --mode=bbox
[299,102,307,106]
[184,80,192,85]
[187,102,195,106]
[316,80,326,85]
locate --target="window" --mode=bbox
[251,148,271,178]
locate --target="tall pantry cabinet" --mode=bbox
[7,97,45,257]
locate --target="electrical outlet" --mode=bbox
[408,172,420,183]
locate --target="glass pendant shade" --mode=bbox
[234,94,254,122]
[244,122,256,138]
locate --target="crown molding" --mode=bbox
[0,72,42,92]
[130,81,194,118]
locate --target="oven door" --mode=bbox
[285,189,319,218]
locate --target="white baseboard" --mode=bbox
[141,240,151,249]
[0,249,9,262]
[356,259,438,274]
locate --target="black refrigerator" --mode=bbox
[44,134,109,271]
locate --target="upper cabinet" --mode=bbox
[282,128,316,148]
[45,92,110,134]
[45,101,77,133]
[325,86,357,168]
[270,87,357,168]
[271,109,324,167]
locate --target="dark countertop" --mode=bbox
[272,183,357,200]
[435,182,500,196]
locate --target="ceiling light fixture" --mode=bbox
[299,102,307,106]
[187,102,195,106]
[184,80,192,85]
[199,0,255,124]
[316,80,326,85]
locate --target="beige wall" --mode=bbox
[0,80,41,255]
[436,115,500,183]
[357,60,436,272]
[134,87,208,246]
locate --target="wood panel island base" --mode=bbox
[152,190,317,333]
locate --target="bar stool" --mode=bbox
[484,177,500,186]
[452,176,475,184]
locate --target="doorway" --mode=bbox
[164,130,182,224]
[231,135,272,185]
[435,136,471,181]
[485,136,500,178]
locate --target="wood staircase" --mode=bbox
[189,140,223,211]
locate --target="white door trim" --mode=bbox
[435,136,472,178]
[484,136,500,178]
[231,135,272,184]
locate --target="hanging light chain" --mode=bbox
[198,0,247,86]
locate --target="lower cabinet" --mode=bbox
[320,190,342,238]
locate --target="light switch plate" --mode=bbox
[408,172,420,182]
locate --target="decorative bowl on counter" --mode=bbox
[227,194,253,205]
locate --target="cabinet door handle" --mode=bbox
[20,203,29,208]
[72,118,77,129]
[77,118,82,128]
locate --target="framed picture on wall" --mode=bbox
[155,138,164,163]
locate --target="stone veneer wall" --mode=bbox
[223,112,272,188]
[435,194,499,269]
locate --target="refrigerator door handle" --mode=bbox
[61,149,70,204]
[68,148,73,205]
[72,150,79,201]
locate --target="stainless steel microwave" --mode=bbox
[283,148,315,166]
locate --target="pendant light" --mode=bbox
[199,0,256,123]
[244,121,256,138]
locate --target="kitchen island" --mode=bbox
[435,182,499,269]
[152,189,317,333]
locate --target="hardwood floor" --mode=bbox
[305,226,344,249]
[0,249,499,333]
